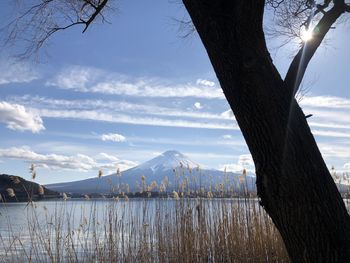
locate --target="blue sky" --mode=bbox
[0,1,350,184]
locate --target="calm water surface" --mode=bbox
[0,198,259,232]
[0,198,262,262]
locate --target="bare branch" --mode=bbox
[284,2,346,98]
[1,0,114,58]
[82,0,109,33]
[266,0,318,42]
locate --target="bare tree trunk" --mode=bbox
[183,0,350,261]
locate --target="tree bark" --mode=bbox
[183,0,350,262]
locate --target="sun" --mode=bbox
[301,28,313,42]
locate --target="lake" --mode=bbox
[0,198,290,262]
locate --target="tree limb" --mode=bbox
[82,0,109,33]
[284,2,346,98]
[1,0,111,58]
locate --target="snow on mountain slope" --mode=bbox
[132,150,199,173]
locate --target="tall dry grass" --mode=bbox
[0,197,290,263]
[2,164,350,262]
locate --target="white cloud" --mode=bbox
[121,136,246,148]
[36,108,238,130]
[0,146,137,172]
[88,80,223,99]
[101,133,126,142]
[221,109,235,119]
[7,96,240,132]
[238,154,254,166]
[300,95,350,109]
[313,130,350,138]
[12,94,350,139]
[47,67,224,99]
[194,102,202,109]
[344,163,350,170]
[220,164,245,173]
[318,143,350,159]
[97,152,120,162]
[306,109,350,125]
[45,66,101,91]
[0,102,45,133]
[196,79,215,87]
[12,95,233,121]
[308,122,350,130]
[222,134,232,139]
[220,154,254,173]
[0,60,39,85]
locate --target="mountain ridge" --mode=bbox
[46,150,255,194]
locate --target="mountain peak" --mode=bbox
[133,150,198,173]
[161,150,184,158]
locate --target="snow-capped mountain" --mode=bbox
[46,150,255,194]
[133,150,199,173]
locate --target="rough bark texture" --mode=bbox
[183,0,350,262]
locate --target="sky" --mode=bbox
[0,1,350,184]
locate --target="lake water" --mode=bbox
[0,198,261,231]
[0,198,273,262]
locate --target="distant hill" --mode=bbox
[46,150,256,194]
[0,174,59,202]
